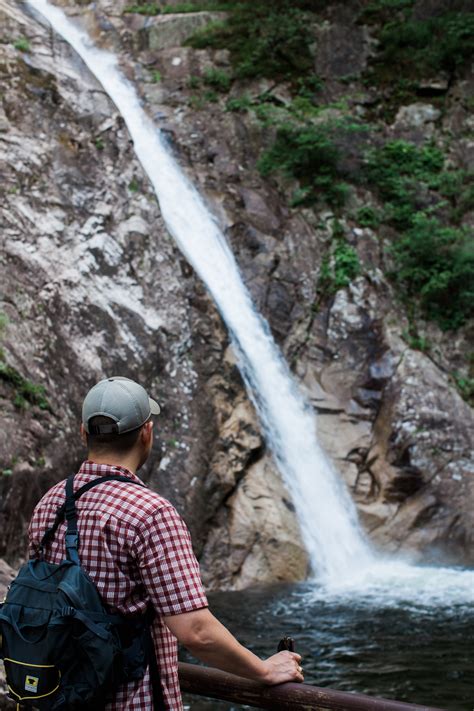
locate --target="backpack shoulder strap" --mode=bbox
[39,474,146,561]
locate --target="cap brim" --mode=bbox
[149,397,161,415]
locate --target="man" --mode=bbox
[29,376,303,710]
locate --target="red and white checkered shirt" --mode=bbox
[28,460,208,710]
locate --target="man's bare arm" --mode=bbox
[164,607,303,685]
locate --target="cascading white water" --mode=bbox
[28,2,474,602]
[29,0,373,581]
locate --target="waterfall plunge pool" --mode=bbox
[181,574,474,711]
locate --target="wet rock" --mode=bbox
[200,456,309,590]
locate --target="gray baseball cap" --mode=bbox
[82,376,161,435]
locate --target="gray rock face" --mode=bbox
[0,0,472,601]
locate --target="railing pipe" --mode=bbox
[178,663,444,711]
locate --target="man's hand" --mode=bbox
[164,608,304,685]
[260,650,304,685]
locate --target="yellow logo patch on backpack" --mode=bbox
[24,675,39,693]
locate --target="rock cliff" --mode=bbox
[0,0,473,600]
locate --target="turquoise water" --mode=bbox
[181,581,474,711]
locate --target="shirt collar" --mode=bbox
[80,460,142,483]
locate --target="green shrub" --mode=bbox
[203,67,232,92]
[258,120,366,208]
[317,222,360,298]
[14,38,30,52]
[0,357,50,411]
[363,140,444,230]
[391,214,473,330]
[225,94,252,112]
[333,240,360,289]
[123,3,161,15]
[186,1,315,81]
[356,206,382,228]
[378,12,474,77]
[453,371,474,405]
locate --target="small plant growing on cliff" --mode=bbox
[0,357,50,411]
[14,38,30,52]
[258,120,364,208]
[123,3,161,15]
[316,221,361,299]
[203,68,232,92]
[356,206,381,228]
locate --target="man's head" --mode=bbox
[81,376,160,468]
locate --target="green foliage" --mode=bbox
[364,140,444,230]
[162,1,232,11]
[363,140,474,329]
[187,75,201,89]
[391,214,473,330]
[128,177,140,192]
[317,222,360,298]
[402,328,431,353]
[125,2,232,15]
[225,94,252,112]
[14,38,30,52]
[186,1,315,81]
[0,356,50,411]
[378,12,474,77]
[258,120,366,208]
[203,89,218,103]
[453,371,474,405]
[203,67,232,92]
[333,240,361,289]
[356,206,381,228]
[150,70,162,83]
[94,137,105,150]
[123,3,161,15]
[361,0,414,17]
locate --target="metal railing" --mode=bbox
[178,663,444,711]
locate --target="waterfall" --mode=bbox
[29,0,373,582]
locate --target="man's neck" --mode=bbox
[86,453,139,474]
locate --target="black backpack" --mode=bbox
[0,474,165,710]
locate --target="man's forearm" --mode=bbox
[183,612,267,681]
[164,608,303,686]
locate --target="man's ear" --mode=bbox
[141,420,153,445]
[80,423,87,446]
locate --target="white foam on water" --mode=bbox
[29,1,474,600]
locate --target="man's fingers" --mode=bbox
[289,651,302,663]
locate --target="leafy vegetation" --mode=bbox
[124,1,231,13]
[203,67,232,92]
[361,140,474,329]
[13,38,30,52]
[453,370,474,406]
[186,1,315,82]
[356,206,381,228]
[390,215,473,330]
[317,222,360,297]
[258,120,368,208]
[378,12,474,77]
[0,357,50,411]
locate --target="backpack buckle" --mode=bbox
[65,532,79,550]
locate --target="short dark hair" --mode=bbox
[86,416,143,456]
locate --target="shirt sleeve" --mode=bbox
[134,504,208,617]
